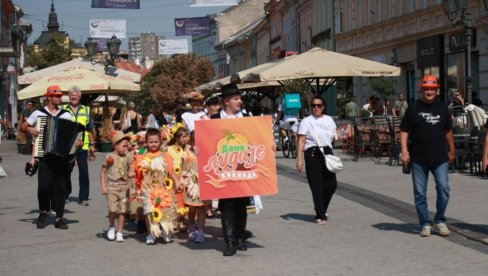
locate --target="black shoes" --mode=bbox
[237,240,247,251]
[36,213,48,229]
[54,219,68,229]
[223,245,237,256]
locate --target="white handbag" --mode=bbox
[309,120,343,173]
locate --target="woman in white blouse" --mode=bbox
[296,96,337,225]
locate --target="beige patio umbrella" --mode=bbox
[17,66,140,100]
[18,57,141,85]
[195,76,231,92]
[241,47,401,83]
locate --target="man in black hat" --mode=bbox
[210,83,250,256]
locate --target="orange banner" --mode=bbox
[195,116,277,200]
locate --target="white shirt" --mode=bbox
[298,115,336,150]
[219,109,244,119]
[181,111,205,132]
[27,107,72,126]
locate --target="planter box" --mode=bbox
[98,142,113,153]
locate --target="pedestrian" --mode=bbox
[100,131,133,242]
[120,101,142,134]
[132,128,177,245]
[345,94,359,120]
[384,98,395,117]
[61,85,96,206]
[296,96,338,225]
[394,92,408,118]
[21,85,83,229]
[145,107,160,130]
[181,91,205,132]
[183,131,211,243]
[167,125,190,232]
[210,83,251,256]
[400,75,455,237]
[21,100,34,154]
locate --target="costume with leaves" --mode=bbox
[181,146,210,206]
[133,151,177,238]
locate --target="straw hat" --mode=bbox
[111,131,129,146]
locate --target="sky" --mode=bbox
[13,0,230,51]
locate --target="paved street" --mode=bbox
[1,140,487,276]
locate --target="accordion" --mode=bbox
[34,116,85,158]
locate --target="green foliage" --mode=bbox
[336,97,349,119]
[370,76,395,101]
[133,54,214,113]
[26,34,72,69]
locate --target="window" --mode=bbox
[409,0,416,12]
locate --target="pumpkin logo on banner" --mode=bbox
[195,116,278,200]
[203,130,269,188]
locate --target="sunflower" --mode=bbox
[163,177,174,190]
[150,208,163,223]
[174,166,181,175]
[177,207,189,216]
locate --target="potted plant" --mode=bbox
[97,102,114,153]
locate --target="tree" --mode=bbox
[136,54,214,113]
[370,76,396,101]
[26,34,72,70]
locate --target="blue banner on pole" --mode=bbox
[174,17,211,36]
[91,0,140,9]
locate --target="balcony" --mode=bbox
[0,31,19,57]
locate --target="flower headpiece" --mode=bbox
[169,123,184,140]
[184,91,204,101]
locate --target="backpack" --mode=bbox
[282,93,301,116]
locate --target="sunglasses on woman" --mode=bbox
[311,104,323,108]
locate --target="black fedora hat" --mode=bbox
[220,83,241,98]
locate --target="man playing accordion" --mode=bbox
[21,85,83,230]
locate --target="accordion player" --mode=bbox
[34,116,85,159]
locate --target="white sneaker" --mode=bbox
[434,223,450,236]
[48,210,57,218]
[420,225,431,237]
[116,231,124,242]
[163,234,173,243]
[107,226,116,241]
[146,234,155,245]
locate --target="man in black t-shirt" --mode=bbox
[400,75,455,238]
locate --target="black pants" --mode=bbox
[219,197,249,246]
[304,146,337,220]
[38,157,69,219]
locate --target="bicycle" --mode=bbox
[281,121,298,159]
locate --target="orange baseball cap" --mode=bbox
[44,85,64,97]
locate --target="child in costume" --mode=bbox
[132,128,178,245]
[166,124,190,231]
[183,131,211,243]
[128,131,147,233]
[100,131,133,242]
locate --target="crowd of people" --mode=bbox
[20,74,483,258]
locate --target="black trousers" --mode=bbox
[219,197,249,246]
[38,157,69,219]
[304,146,337,220]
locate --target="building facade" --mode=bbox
[1,0,31,127]
[128,32,160,63]
[334,0,488,106]
[192,18,219,76]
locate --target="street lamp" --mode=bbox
[444,0,488,105]
[84,34,121,74]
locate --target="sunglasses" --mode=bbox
[311,104,324,108]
